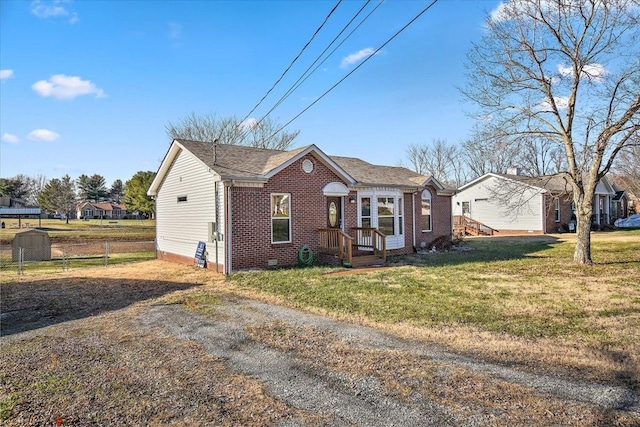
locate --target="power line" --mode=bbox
[254,0,384,130]
[265,0,440,143]
[240,0,343,125]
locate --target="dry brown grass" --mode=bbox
[247,321,638,426]
[2,244,639,425]
[0,262,324,426]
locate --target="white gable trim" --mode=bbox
[264,144,357,185]
[148,139,216,196]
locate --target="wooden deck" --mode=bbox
[453,215,495,236]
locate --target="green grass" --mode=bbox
[0,252,156,279]
[228,230,640,344]
[0,218,155,244]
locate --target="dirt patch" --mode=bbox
[1,261,639,426]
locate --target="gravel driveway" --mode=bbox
[2,267,638,426]
[138,295,640,426]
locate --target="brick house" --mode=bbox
[148,139,453,274]
[452,170,617,235]
[77,201,127,219]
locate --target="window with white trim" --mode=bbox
[360,197,371,228]
[377,197,394,235]
[271,193,291,243]
[377,197,396,236]
[554,198,560,222]
[421,190,432,232]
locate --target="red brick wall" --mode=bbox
[228,158,454,269]
[414,185,453,250]
[543,193,573,233]
[230,154,347,270]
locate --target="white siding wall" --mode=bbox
[452,176,544,232]
[155,149,225,267]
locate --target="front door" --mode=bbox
[327,197,342,229]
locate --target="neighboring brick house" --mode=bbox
[452,170,617,235]
[77,201,127,219]
[148,139,453,274]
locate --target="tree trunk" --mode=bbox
[573,212,592,264]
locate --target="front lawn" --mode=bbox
[228,230,640,385]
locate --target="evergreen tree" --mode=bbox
[124,171,156,218]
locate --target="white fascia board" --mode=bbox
[265,144,357,185]
[148,139,219,196]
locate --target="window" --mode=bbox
[360,197,371,228]
[177,196,187,203]
[271,193,291,243]
[554,198,560,222]
[398,197,403,235]
[377,197,395,236]
[421,190,432,232]
[84,209,92,218]
[462,201,470,216]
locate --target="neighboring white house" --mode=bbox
[452,171,617,235]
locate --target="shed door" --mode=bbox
[327,197,342,229]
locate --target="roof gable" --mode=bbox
[457,172,616,196]
[149,139,441,195]
[329,156,427,189]
[148,139,356,196]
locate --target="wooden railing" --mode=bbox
[318,228,353,265]
[453,215,495,236]
[351,227,386,262]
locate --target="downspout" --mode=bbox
[542,193,547,233]
[226,181,234,275]
[214,181,219,272]
[412,192,416,249]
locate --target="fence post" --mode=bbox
[18,247,24,275]
[104,242,109,267]
[63,247,69,271]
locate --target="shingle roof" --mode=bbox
[176,139,428,188]
[178,139,309,178]
[329,155,427,188]
[495,173,573,192]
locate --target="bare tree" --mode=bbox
[460,131,520,179]
[166,112,300,151]
[515,136,566,177]
[405,139,467,187]
[462,0,640,264]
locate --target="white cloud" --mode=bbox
[340,48,377,68]
[1,133,20,143]
[30,0,78,24]
[490,0,557,23]
[537,96,570,112]
[28,129,61,142]
[239,118,258,131]
[558,63,607,82]
[32,74,106,99]
[0,69,14,80]
[489,2,510,22]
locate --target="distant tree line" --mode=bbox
[0,171,156,223]
[403,137,639,197]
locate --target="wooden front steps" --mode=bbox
[348,253,386,268]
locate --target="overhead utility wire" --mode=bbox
[253,0,384,130]
[240,0,343,125]
[265,0,440,143]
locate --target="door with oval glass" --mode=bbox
[326,197,342,229]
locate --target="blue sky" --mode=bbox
[0,0,500,186]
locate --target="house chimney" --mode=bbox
[507,166,522,176]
